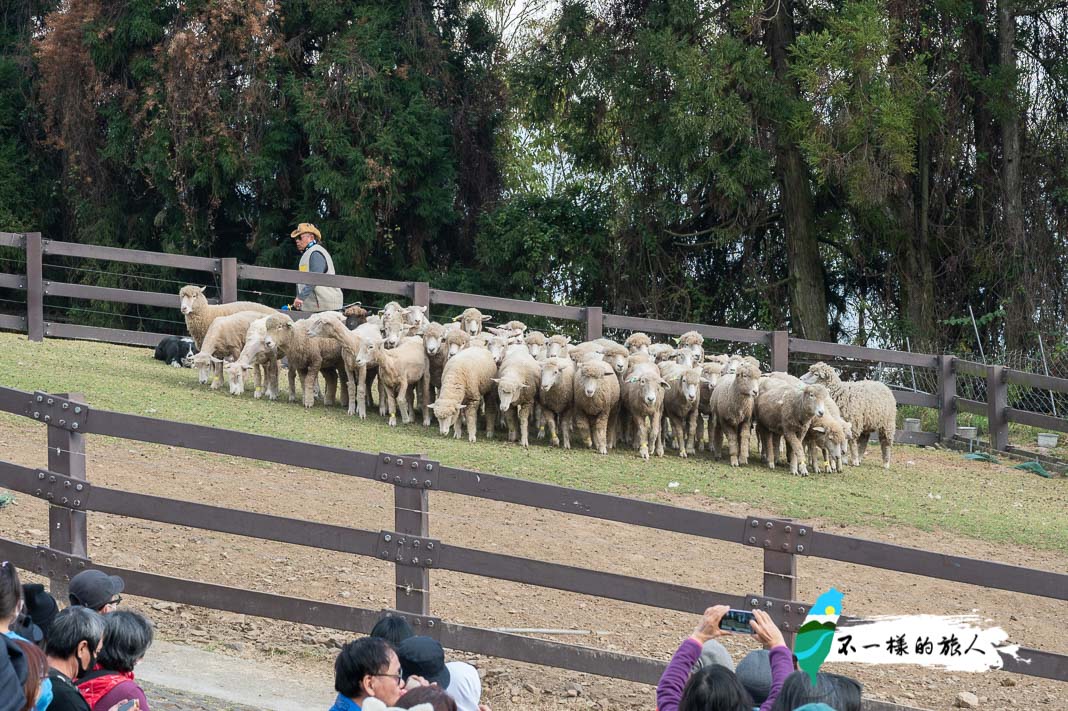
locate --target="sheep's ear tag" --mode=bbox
[626,376,638,383]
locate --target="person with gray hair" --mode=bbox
[44,607,105,711]
[76,611,153,710]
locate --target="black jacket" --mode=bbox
[0,635,27,711]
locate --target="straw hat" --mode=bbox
[290,223,322,241]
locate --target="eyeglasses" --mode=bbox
[101,596,122,609]
[372,672,404,684]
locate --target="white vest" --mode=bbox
[297,243,343,311]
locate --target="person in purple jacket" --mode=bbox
[656,606,794,711]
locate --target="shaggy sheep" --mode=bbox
[224,314,285,399]
[191,310,266,390]
[705,353,730,366]
[263,316,347,408]
[801,362,896,468]
[709,363,761,466]
[572,360,620,455]
[493,345,541,447]
[754,380,829,475]
[524,331,548,359]
[452,307,492,336]
[430,347,499,442]
[355,334,430,427]
[649,343,676,363]
[658,361,703,456]
[676,331,704,362]
[621,361,668,460]
[726,354,762,375]
[623,332,652,354]
[537,357,576,448]
[421,322,451,401]
[178,285,275,349]
[566,341,605,363]
[805,395,853,474]
[445,328,470,357]
[697,361,726,451]
[592,339,630,377]
[305,312,385,418]
[546,334,572,358]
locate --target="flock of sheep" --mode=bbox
[177,285,899,474]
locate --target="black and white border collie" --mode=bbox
[154,336,196,368]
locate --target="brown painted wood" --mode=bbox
[44,323,170,348]
[603,313,770,344]
[988,365,1009,450]
[25,233,43,342]
[954,359,987,377]
[47,393,86,600]
[0,315,26,332]
[0,232,25,248]
[429,288,585,320]
[43,282,180,308]
[938,355,957,441]
[892,390,939,408]
[1004,368,1068,393]
[789,337,939,368]
[238,264,411,296]
[0,273,25,290]
[956,398,986,415]
[42,240,219,272]
[1005,408,1068,434]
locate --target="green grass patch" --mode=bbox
[1,332,1066,553]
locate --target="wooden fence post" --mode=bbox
[987,365,1009,451]
[585,306,602,341]
[763,546,797,648]
[412,282,430,310]
[25,232,43,342]
[938,355,957,441]
[220,258,238,303]
[46,392,88,601]
[394,456,430,616]
[770,330,789,372]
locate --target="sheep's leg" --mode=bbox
[763,430,776,469]
[709,415,722,459]
[607,409,618,450]
[670,415,687,458]
[518,403,531,448]
[726,425,740,467]
[594,413,609,455]
[386,384,400,427]
[397,376,412,424]
[739,420,752,465]
[635,414,649,460]
[420,375,430,427]
[267,358,279,400]
[545,410,559,447]
[484,396,498,440]
[466,400,480,443]
[303,368,318,408]
[356,366,368,419]
[855,432,870,466]
[288,366,297,403]
[210,360,224,390]
[879,428,893,469]
[505,408,518,442]
[786,432,807,476]
[685,408,699,455]
[561,411,572,450]
[345,367,357,416]
[535,403,546,440]
[339,375,350,411]
[378,376,388,417]
[323,369,338,407]
[652,412,664,457]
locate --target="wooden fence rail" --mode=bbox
[3,233,1068,446]
[0,384,1065,690]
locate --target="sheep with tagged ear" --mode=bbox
[524,331,548,360]
[754,378,830,476]
[546,334,572,358]
[621,360,669,460]
[572,360,620,455]
[801,361,896,468]
[493,345,541,447]
[304,311,386,418]
[623,332,652,354]
[452,307,492,336]
[430,346,499,442]
[178,285,275,349]
[709,362,761,466]
[224,313,287,399]
[191,310,266,390]
[658,360,703,457]
[538,357,576,448]
[263,315,348,408]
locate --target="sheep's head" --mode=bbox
[403,305,428,325]
[525,332,547,359]
[577,362,609,398]
[453,308,490,336]
[303,312,338,338]
[501,320,527,334]
[627,369,669,405]
[355,337,382,367]
[624,332,651,354]
[445,329,470,357]
[546,335,571,357]
[423,323,446,356]
[343,304,368,329]
[430,401,465,436]
[734,363,761,399]
[179,286,207,315]
[225,362,253,395]
[487,337,508,364]
[801,361,840,387]
[262,317,293,351]
[669,349,695,369]
[540,361,563,392]
[493,378,527,411]
[193,352,222,383]
[700,363,724,391]
[801,384,829,419]
[382,314,412,349]
[678,368,702,403]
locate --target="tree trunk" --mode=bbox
[762,0,830,341]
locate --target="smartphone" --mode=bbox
[718,609,756,634]
[116,702,137,711]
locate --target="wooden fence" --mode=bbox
[2,232,1068,452]
[0,384,1065,705]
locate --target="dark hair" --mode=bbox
[0,561,21,621]
[770,671,863,711]
[370,614,414,649]
[679,664,753,711]
[16,639,47,711]
[44,606,105,659]
[395,685,458,711]
[97,610,154,673]
[335,637,393,699]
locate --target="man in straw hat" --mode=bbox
[290,223,343,312]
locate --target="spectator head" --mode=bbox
[68,570,124,614]
[0,560,22,632]
[97,610,154,674]
[15,639,48,711]
[679,664,753,711]
[17,585,58,644]
[735,649,772,704]
[396,636,450,688]
[444,661,481,711]
[692,639,735,673]
[334,636,403,706]
[395,685,458,711]
[370,614,414,649]
[44,607,105,680]
[770,671,863,711]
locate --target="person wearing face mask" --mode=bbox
[43,607,104,711]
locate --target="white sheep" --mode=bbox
[546,334,572,358]
[304,311,385,418]
[355,334,430,427]
[801,362,896,468]
[675,331,704,362]
[493,345,541,447]
[754,379,829,475]
[224,314,286,399]
[421,322,450,402]
[805,395,853,474]
[623,332,652,354]
[430,347,499,442]
[444,328,470,357]
[452,307,492,336]
[648,343,676,363]
[191,310,266,389]
[709,363,761,466]
[697,361,726,451]
[658,361,703,457]
[537,357,576,448]
[178,285,275,349]
[524,331,548,360]
[572,360,620,455]
[621,360,668,459]
[263,316,348,408]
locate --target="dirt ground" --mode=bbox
[0,414,1065,711]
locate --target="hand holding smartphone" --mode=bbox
[717,609,757,634]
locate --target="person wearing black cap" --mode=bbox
[68,571,124,615]
[395,636,450,690]
[11,584,60,646]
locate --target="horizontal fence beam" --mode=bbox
[44,281,181,309]
[893,430,938,446]
[42,240,219,272]
[956,398,986,416]
[892,390,939,408]
[602,313,770,345]
[1004,368,1068,393]
[237,265,411,297]
[955,360,988,377]
[43,323,170,348]
[0,314,26,332]
[0,273,25,290]
[789,338,939,368]
[1004,408,1068,434]
[0,232,25,248]
[428,289,586,321]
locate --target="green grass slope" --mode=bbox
[0,332,1065,552]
